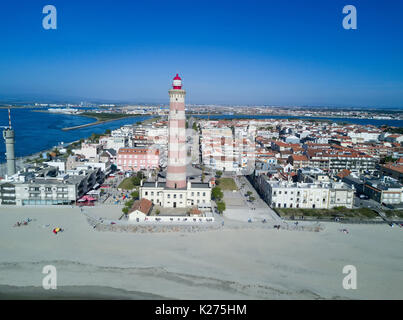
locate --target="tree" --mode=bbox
[122,207,129,215]
[212,186,223,201]
[131,190,139,200]
[201,172,205,183]
[249,196,256,202]
[156,209,160,215]
[216,201,226,214]
[105,129,111,135]
[192,122,198,131]
[216,170,223,179]
[131,176,141,186]
[246,191,253,197]
[380,156,395,164]
[125,199,134,209]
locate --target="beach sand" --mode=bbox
[0,206,402,299]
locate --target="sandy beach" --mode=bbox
[0,205,402,300]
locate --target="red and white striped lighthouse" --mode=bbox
[166,74,187,189]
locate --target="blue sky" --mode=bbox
[0,0,402,107]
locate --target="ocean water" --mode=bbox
[0,108,151,162]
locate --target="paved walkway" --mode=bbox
[223,175,281,222]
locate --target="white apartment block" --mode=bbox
[99,136,128,152]
[256,176,354,209]
[201,127,255,172]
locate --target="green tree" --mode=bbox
[380,156,395,164]
[249,196,256,202]
[131,174,142,186]
[216,170,223,179]
[212,186,223,201]
[105,129,111,135]
[125,199,134,209]
[246,191,253,197]
[216,201,226,214]
[192,122,198,131]
[131,190,139,200]
[156,209,160,215]
[122,207,129,214]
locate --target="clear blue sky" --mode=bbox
[0,0,402,107]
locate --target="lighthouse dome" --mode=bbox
[172,73,182,89]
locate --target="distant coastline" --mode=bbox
[61,114,145,131]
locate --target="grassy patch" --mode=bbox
[276,207,378,220]
[118,178,137,190]
[81,112,139,122]
[217,178,238,191]
[385,210,403,219]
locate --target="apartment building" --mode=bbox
[117,147,159,172]
[256,176,354,209]
[380,162,403,183]
[0,166,105,206]
[305,148,376,174]
[201,127,237,172]
[363,177,403,205]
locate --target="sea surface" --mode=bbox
[0,108,151,162]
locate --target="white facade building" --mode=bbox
[256,176,354,209]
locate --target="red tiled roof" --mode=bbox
[129,198,153,215]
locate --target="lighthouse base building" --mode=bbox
[139,74,212,210]
[140,180,211,209]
